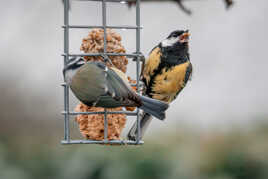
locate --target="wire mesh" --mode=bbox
[61,0,144,145]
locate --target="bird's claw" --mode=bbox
[101,54,114,67]
[132,52,145,62]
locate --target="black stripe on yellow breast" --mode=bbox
[150,61,192,103]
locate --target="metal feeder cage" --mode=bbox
[61,0,144,145]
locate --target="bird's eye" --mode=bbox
[172,32,181,38]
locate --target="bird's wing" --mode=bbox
[70,62,106,106]
[142,46,162,87]
[106,68,142,107]
[183,61,192,84]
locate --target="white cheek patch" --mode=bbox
[69,58,84,67]
[161,37,178,47]
[65,69,76,85]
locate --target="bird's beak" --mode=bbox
[179,31,190,43]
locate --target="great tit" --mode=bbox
[128,30,192,140]
[63,58,169,120]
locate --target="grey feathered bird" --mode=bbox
[63,58,169,120]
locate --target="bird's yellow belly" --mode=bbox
[150,62,190,103]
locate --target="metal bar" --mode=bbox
[63,53,142,57]
[102,0,107,54]
[63,25,142,29]
[64,1,69,67]
[63,86,68,140]
[61,84,67,140]
[102,0,109,143]
[64,0,70,142]
[136,0,141,54]
[65,86,71,141]
[62,82,143,88]
[62,111,138,116]
[135,0,141,143]
[61,140,144,145]
[104,109,108,141]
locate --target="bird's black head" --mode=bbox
[161,30,190,47]
[63,57,85,77]
[161,30,190,57]
[167,30,186,38]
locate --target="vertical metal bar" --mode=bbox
[102,0,108,143]
[64,0,69,66]
[102,0,107,53]
[136,0,141,55]
[136,0,141,143]
[104,109,108,141]
[64,0,70,142]
[63,85,67,140]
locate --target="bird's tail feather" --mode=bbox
[139,95,169,120]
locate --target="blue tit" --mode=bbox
[128,30,193,140]
[63,58,169,120]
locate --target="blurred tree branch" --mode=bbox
[127,0,234,15]
[62,0,234,15]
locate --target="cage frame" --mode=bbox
[61,0,144,145]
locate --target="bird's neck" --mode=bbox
[161,42,189,58]
[161,47,189,65]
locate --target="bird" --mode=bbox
[128,30,192,140]
[63,58,169,120]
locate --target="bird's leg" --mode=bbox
[132,52,145,62]
[139,53,146,64]
[132,52,146,94]
[101,54,115,68]
[132,52,145,68]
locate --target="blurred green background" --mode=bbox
[1,0,268,179]
[1,121,268,179]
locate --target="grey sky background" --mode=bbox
[0,0,267,135]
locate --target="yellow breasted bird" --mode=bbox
[128,30,192,140]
